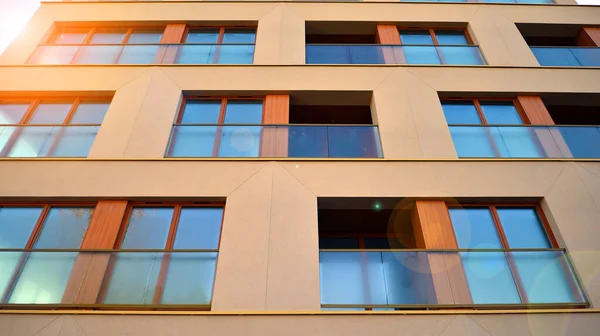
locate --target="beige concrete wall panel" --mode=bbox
[121,68,182,158]
[280,161,566,197]
[254,4,306,65]
[0,314,61,336]
[543,163,600,306]
[493,5,600,25]
[0,161,266,197]
[287,3,477,22]
[371,69,423,158]
[3,313,600,336]
[403,70,457,158]
[0,9,54,65]
[87,69,154,158]
[468,7,539,66]
[211,163,274,311]
[265,164,319,310]
[576,163,600,212]
[0,67,148,91]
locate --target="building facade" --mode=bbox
[1,0,600,335]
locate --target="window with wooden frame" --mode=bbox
[177,27,256,64]
[167,97,264,157]
[441,98,549,158]
[98,204,224,306]
[396,28,484,65]
[448,204,586,306]
[0,203,94,304]
[0,97,110,157]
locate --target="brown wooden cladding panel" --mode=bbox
[160,24,187,44]
[517,96,555,125]
[261,94,290,157]
[577,27,600,47]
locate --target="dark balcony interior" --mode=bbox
[517,23,588,46]
[318,197,417,249]
[306,22,377,44]
[543,94,600,125]
[290,91,373,125]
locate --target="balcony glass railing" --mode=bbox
[166,124,383,158]
[531,47,600,67]
[0,125,100,157]
[0,250,217,308]
[447,125,600,158]
[320,249,587,309]
[306,44,485,65]
[28,44,255,65]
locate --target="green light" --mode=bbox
[372,201,383,212]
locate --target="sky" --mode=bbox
[0,0,599,55]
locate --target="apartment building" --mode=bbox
[0,0,599,335]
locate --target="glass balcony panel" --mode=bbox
[518,0,553,3]
[438,46,484,65]
[349,46,386,64]
[461,252,522,304]
[8,252,78,304]
[381,251,431,304]
[49,126,100,157]
[448,126,499,157]
[511,251,586,304]
[403,46,441,64]
[103,252,163,304]
[117,45,159,64]
[216,45,255,64]
[495,127,545,158]
[287,126,328,157]
[0,252,22,298]
[0,104,29,124]
[168,125,217,157]
[174,45,216,64]
[306,45,351,64]
[327,126,383,158]
[161,252,217,304]
[73,46,122,64]
[532,48,580,66]
[218,126,261,157]
[4,126,57,157]
[449,126,547,158]
[570,48,600,67]
[558,126,600,158]
[29,46,79,64]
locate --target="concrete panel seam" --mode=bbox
[577,162,600,180]
[155,67,183,91]
[225,162,270,196]
[276,163,318,197]
[371,68,402,92]
[402,72,425,157]
[67,316,89,336]
[574,163,600,214]
[264,164,276,310]
[470,7,518,65]
[437,315,459,336]
[543,163,569,197]
[31,315,62,336]
[114,66,154,92]
[466,315,494,336]
[258,2,284,20]
[405,68,438,92]
[280,2,306,20]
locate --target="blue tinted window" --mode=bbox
[89,31,126,44]
[120,207,174,249]
[449,208,502,248]
[0,207,42,248]
[52,32,87,44]
[186,29,219,43]
[223,101,263,124]
[168,125,217,157]
[33,207,93,248]
[0,104,29,124]
[173,208,223,249]
[400,31,434,45]
[28,103,72,124]
[497,208,550,248]
[403,46,441,64]
[442,101,481,125]
[69,103,109,124]
[435,31,469,45]
[128,30,163,44]
[480,102,524,124]
[180,101,221,124]
[222,29,256,44]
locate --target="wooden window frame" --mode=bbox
[96,202,225,307]
[440,98,531,125]
[182,26,257,45]
[0,97,110,157]
[168,97,265,157]
[397,28,476,46]
[0,202,96,304]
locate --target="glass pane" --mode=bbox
[512,251,584,304]
[73,46,122,64]
[222,29,256,43]
[448,126,499,157]
[435,31,469,45]
[52,33,87,44]
[449,208,502,249]
[69,103,109,124]
[49,126,100,157]
[161,252,217,304]
[103,252,162,304]
[460,252,521,304]
[8,252,78,304]
[120,207,174,249]
[216,45,254,64]
[438,46,484,65]
[175,45,215,64]
[495,127,545,158]
[6,126,57,157]
[117,45,158,64]
[306,45,351,64]
[497,207,550,248]
[328,126,383,158]
[89,31,126,44]
[532,48,580,67]
[29,46,79,64]
[34,207,93,248]
[403,46,441,64]
[168,126,217,157]
[0,104,29,124]
[480,102,524,124]
[173,208,223,249]
[0,207,42,248]
[400,31,434,45]
[560,126,600,158]
[382,252,434,304]
[0,252,21,300]
[442,101,482,124]
[28,103,72,124]
[224,101,263,124]
[319,238,360,249]
[349,46,386,64]
[217,126,261,157]
[570,48,600,67]
[186,29,219,43]
[288,126,329,158]
[180,101,221,124]
[128,30,163,44]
